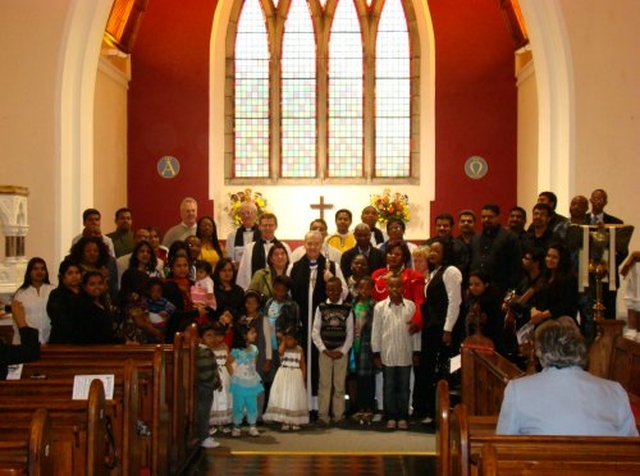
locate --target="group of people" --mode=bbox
[4,187,638,448]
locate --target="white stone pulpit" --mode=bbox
[0,186,29,298]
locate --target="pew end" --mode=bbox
[27,408,54,475]
[436,379,451,476]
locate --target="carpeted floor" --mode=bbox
[208,419,435,454]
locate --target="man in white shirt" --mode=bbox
[162,197,198,247]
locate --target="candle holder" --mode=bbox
[588,225,609,321]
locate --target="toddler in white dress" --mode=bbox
[263,326,309,430]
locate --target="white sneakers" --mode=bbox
[231,426,260,437]
[201,437,220,449]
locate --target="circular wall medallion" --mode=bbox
[157,156,180,179]
[464,156,488,179]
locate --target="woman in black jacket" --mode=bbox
[47,259,84,344]
[0,300,40,379]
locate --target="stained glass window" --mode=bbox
[230,0,416,181]
[281,0,317,178]
[375,0,411,178]
[328,0,363,177]
[234,0,270,178]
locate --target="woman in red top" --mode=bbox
[371,242,425,332]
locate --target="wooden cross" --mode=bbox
[310,195,334,220]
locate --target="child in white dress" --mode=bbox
[263,326,309,431]
[208,322,233,433]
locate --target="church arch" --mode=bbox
[518,0,575,208]
[55,0,113,262]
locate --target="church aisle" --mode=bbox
[187,453,436,475]
[183,421,436,474]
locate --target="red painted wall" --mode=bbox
[428,0,517,231]
[128,0,517,235]
[128,0,218,231]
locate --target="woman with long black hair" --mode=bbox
[530,242,578,325]
[12,257,55,343]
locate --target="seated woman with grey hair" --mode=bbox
[497,316,638,436]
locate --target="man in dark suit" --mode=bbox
[586,189,627,319]
[587,189,623,225]
[469,204,522,296]
[340,223,385,279]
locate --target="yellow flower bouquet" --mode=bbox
[226,189,269,226]
[370,189,410,223]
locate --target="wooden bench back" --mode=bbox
[40,331,196,470]
[461,344,524,417]
[480,441,640,475]
[1,331,198,475]
[436,379,451,476]
[0,360,140,476]
[0,408,54,476]
[451,403,640,476]
[0,378,108,476]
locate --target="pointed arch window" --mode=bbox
[226,0,420,183]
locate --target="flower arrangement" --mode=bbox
[370,189,410,224]
[226,189,269,227]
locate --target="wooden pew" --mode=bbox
[0,379,109,475]
[20,347,169,475]
[460,343,525,416]
[461,321,640,425]
[480,441,640,476]
[451,402,640,476]
[0,408,54,475]
[437,379,498,476]
[40,331,196,470]
[0,362,140,476]
[588,319,640,427]
[436,380,451,476]
[449,322,640,475]
[183,324,198,450]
